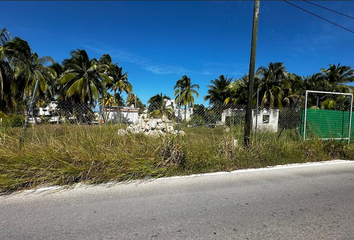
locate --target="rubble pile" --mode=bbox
[118,118,185,137]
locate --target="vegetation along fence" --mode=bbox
[5,94,354,148]
[0,97,304,143]
[2,26,354,191]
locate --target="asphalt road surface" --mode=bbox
[1,160,354,240]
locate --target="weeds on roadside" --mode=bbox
[0,124,352,193]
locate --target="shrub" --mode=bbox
[0,113,25,128]
[188,115,205,126]
[159,136,186,165]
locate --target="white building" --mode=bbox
[37,102,58,116]
[221,108,279,132]
[164,99,193,121]
[221,108,244,123]
[252,109,279,132]
[29,101,63,124]
[101,106,139,124]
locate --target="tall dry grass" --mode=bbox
[1,123,353,193]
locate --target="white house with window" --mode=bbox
[221,108,279,132]
[252,109,279,132]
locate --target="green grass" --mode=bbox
[0,123,353,193]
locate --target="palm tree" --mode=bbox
[111,65,131,95]
[99,92,118,107]
[114,93,125,106]
[58,49,110,107]
[100,54,132,96]
[148,93,172,119]
[0,60,13,111]
[303,64,354,109]
[174,75,199,120]
[320,63,354,92]
[48,62,64,100]
[126,93,146,113]
[2,37,56,104]
[16,52,57,101]
[0,28,11,45]
[204,75,233,107]
[303,73,322,91]
[282,73,304,107]
[225,74,250,106]
[0,28,14,111]
[126,93,141,107]
[256,62,289,108]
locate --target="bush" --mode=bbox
[0,113,25,128]
[225,114,244,127]
[160,136,186,165]
[188,115,205,126]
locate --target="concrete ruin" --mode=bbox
[252,109,279,132]
[118,118,185,137]
[221,108,279,132]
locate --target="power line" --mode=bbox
[303,0,354,20]
[283,0,354,35]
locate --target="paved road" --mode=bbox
[1,160,354,240]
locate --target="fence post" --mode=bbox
[177,86,181,133]
[135,94,137,109]
[303,91,308,141]
[255,88,259,142]
[19,79,39,149]
[348,94,353,145]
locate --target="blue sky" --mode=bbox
[1,1,354,105]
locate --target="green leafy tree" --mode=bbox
[256,62,290,108]
[148,93,172,119]
[174,75,199,120]
[303,73,320,90]
[100,54,132,96]
[49,62,64,98]
[189,103,207,126]
[225,74,250,106]
[282,73,304,107]
[99,92,118,107]
[16,52,57,101]
[58,49,110,107]
[304,65,354,109]
[114,93,125,106]
[204,75,233,108]
[126,93,146,113]
[0,28,14,111]
[1,36,56,106]
[320,63,354,93]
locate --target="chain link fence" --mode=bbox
[0,97,306,144]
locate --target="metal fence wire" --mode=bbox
[0,97,307,142]
[18,100,96,125]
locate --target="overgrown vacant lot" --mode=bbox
[1,124,354,193]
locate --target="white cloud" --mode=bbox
[141,64,189,75]
[81,42,218,76]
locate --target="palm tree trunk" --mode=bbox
[184,105,187,121]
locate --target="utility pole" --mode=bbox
[244,0,260,147]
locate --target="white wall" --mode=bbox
[164,99,193,121]
[221,108,279,132]
[38,102,58,116]
[252,109,279,132]
[103,107,139,124]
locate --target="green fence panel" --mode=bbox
[300,109,351,139]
